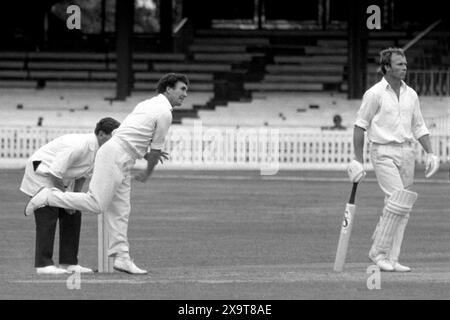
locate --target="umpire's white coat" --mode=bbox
[20,134,99,196]
[46,94,173,256]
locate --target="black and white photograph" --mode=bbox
[0,0,449,305]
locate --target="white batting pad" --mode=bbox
[371,189,417,256]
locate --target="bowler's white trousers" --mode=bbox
[369,142,416,262]
[46,137,136,256]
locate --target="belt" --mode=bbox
[371,141,414,147]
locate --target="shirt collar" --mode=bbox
[88,133,99,152]
[381,77,407,91]
[158,94,173,112]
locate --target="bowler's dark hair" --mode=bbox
[379,47,405,75]
[94,117,120,135]
[156,73,189,93]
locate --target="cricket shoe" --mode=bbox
[60,264,93,273]
[36,265,70,275]
[24,187,51,216]
[392,262,411,272]
[369,254,394,272]
[113,257,147,275]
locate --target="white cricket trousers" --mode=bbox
[47,137,136,256]
[369,142,416,261]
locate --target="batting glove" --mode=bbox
[347,159,366,183]
[425,153,439,178]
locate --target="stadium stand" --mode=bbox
[0,87,213,127]
[182,92,449,127]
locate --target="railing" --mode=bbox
[406,70,450,96]
[1,126,448,170]
[367,70,450,96]
[173,17,193,53]
[402,20,442,52]
[425,113,450,135]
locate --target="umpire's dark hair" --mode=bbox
[94,117,120,135]
[379,47,406,75]
[156,73,189,93]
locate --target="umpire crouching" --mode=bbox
[20,117,120,275]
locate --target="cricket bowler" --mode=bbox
[24,73,189,274]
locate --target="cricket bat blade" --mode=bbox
[333,183,358,272]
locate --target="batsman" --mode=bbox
[348,48,439,272]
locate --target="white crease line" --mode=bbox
[9,273,450,285]
[153,174,448,184]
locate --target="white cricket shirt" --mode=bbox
[20,133,99,196]
[354,77,429,144]
[113,94,173,158]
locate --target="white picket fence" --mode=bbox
[1,125,449,170]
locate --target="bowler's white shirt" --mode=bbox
[354,77,429,144]
[113,94,173,158]
[20,133,99,196]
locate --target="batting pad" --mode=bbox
[372,189,418,256]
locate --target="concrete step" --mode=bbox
[189,44,247,53]
[194,53,264,62]
[264,74,342,83]
[244,82,323,91]
[193,37,270,46]
[135,72,213,81]
[153,63,231,72]
[266,64,343,74]
[274,55,347,64]
[134,82,213,91]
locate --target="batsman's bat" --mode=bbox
[333,182,358,272]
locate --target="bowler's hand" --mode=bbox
[144,151,170,164]
[159,151,169,164]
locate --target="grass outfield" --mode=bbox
[0,169,448,300]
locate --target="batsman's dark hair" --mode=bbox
[379,47,405,75]
[156,73,189,93]
[94,117,120,135]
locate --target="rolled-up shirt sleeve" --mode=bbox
[150,112,172,150]
[411,97,430,139]
[354,91,379,130]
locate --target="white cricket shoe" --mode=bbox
[113,257,147,275]
[369,254,394,272]
[392,262,411,272]
[60,264,93,273]
[36,265,70,275]
[24,187,51,216]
